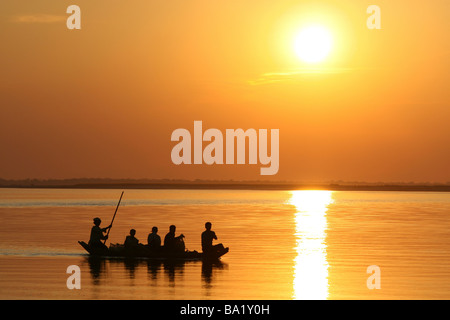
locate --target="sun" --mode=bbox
[294,25,333,63]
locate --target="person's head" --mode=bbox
[93,217,101,226]
[169,225,176,233]
[205,222,212,230]
[152,226,158,233]
[130,229,136,236]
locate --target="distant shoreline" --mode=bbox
[1,181,449,192]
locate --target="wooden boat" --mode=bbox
[78,241,229,261]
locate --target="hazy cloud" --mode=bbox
[249,68,353,85]
[12,14,66,24]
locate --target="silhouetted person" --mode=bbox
[164,225,185,253]
[88,217,111,250]
[124,229,139,249]
[147,226,161,250]
[201,222,225,254]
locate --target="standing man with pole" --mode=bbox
[87,191,124,252]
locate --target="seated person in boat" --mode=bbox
[201,222,225,254]
[124,229,140,249]
[147,226,161,251]
[164,225,185,253]
[88,217,111,250]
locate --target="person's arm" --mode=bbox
[101,225,112,232]
[163,234,169,246]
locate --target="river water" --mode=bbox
[0,188,449,299]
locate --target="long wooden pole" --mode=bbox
[104,191,124,244]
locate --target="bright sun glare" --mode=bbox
[294,25,333,63]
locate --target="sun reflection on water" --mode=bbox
[289,190,334,300]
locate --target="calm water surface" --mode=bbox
[0,188,449,300]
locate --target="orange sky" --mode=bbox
[1,0,449,183]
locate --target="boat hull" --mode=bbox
[78,241,228,261]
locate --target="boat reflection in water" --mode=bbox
[85,256,227,293]
[289,190,334,300]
